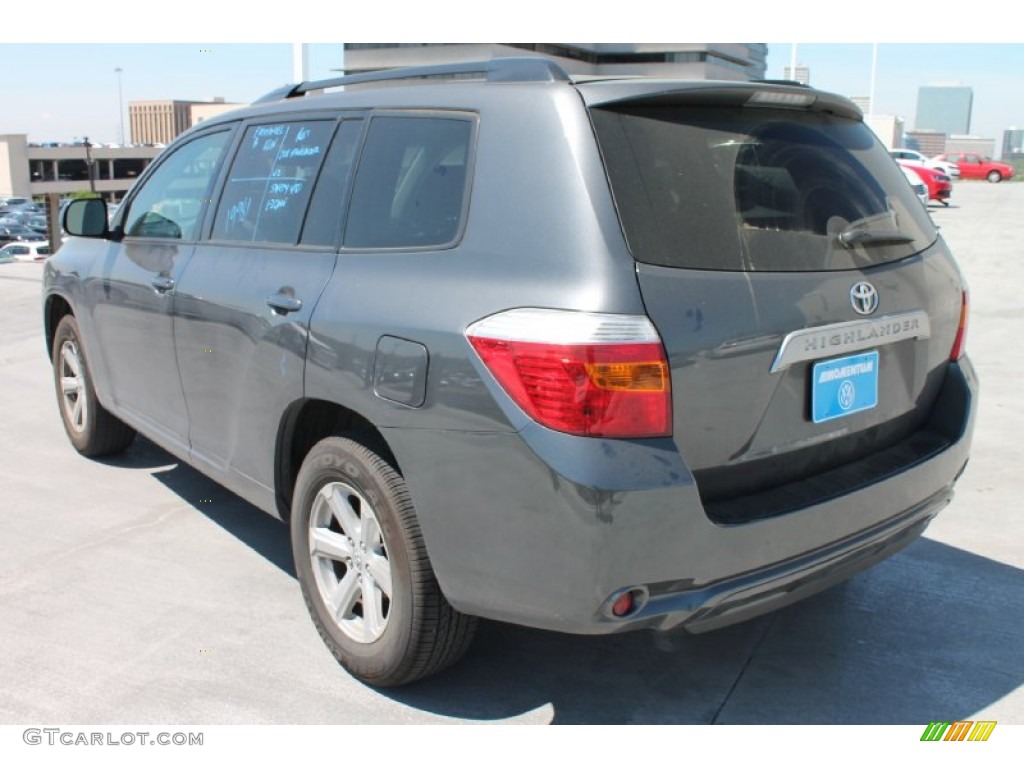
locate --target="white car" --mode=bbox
[899,165,929,207]
[0,241,51,262]
[889,149,960,178]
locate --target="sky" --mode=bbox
[3,3,1024,152]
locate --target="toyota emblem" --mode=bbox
[850,282,879,315]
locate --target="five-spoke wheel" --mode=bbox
[58,337,89,434]
[51,315,136,456]
[308,481,393,644]
[291,436,477,687]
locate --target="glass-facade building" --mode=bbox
[915,86,973,135]
[1003,128,1024,160]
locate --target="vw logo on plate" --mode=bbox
[850,282,879,316]
[838,380,856,411]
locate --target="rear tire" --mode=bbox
[51,314,136,457]
[987,170,1002,183]
[291,436,477,687]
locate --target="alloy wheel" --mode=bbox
[59,339,88,434]
[308,481,392,643]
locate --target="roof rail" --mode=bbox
[254,57,571,104]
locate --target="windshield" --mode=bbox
[591,105,937,272]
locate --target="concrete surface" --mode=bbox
[0,182,1021,724]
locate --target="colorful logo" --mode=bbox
[920,721,997,742]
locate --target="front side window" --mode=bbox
[344,116,473,249]
[211,120,335,244]
[123,131,231,240]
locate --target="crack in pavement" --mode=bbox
[709,613,779,724]
[0,505,189,594]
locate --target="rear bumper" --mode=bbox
[386,357,977,635]
[639,485,950,632]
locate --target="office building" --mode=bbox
[190,101,246,129]
[865,115,904,150]
[130,101,200,145]
[850,96,871,115]
[1003,128,1024,161]
[905,130,947,157]
[945,136,996,158]
[341,44,768,81]
[129,99,242,145]
[915,85,973,135]
[783,65,810,85]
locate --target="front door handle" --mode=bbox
[151,275,175,293]
[267,293,303,315]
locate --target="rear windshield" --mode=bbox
[590,105,937,272]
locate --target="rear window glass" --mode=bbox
[591,105,937,272]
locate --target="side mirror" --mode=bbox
[63,198,109,238]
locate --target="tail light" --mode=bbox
[950,289,969,362]
[466,309,672,438]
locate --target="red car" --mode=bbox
[936,152,1014,183]
[898,162,953,205]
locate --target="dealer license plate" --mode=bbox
[811,351,879,424]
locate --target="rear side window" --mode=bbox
[211,120,335,244]
[591,105,937,272]
[344,116,473,249]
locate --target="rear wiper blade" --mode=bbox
[837,228,914,247]
[836,209,913,248]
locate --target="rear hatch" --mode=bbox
[583,82,966,523]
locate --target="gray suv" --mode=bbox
[45,59,977,687]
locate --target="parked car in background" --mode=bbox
[899,165,929,207]
[0,241,50,262]
[935,152,1014,183]
[0,196,34,208]
[889,149,960,179]
[27,214,49,234]
[0,224,46,245]
[0,200,44,215]
[0,211,31,226]
[898,163,952,206]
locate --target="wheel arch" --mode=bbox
[44,293,74,358]
[275,397,400,521]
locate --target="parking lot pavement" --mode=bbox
[0,182,1021,725]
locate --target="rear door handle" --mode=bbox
[151,275,175,293]
[266,293,303,315]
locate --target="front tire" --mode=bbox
[291,436,477,687]
[987,170,1003,183]
[51,314,136,457]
